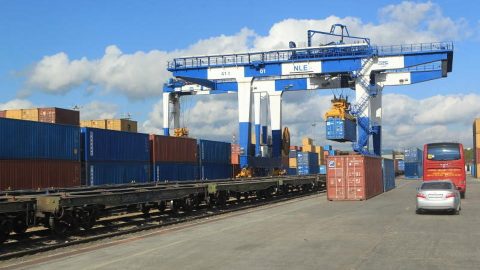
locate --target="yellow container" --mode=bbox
[475,135,480,148]
[315,146,323,153]
[302,145,314,152]
[318,151,325,165]
[5,109,22,120]
[474,119,480,134]
[80,120,107,129]
[289,158,297,168]
[302,137,313,146]
[106,119,137,132]
[21,109,39,121]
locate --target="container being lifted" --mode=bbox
[324,95,356,142]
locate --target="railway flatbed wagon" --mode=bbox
[0,197,36,243]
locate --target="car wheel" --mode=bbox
[460,192,465,199]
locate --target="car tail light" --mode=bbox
[416,193,426,198]
[446,193,456,198]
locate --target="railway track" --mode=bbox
[0,183,324,261]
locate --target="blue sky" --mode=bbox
[0,0,479,148]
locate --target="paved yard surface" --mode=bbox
[4,177,480,270]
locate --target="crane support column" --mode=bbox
[254,92,261,157]
[171,94,181,130]
[370,86,383,156]
[269,92,282,158]
[162,92,170,136]
[238,78,253,168]
[261,93,268,145]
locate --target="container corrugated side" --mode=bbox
[0,110,5,118]
[404,162,422,178]
[287,168,297,175]
[319,165,326,175]
[38,107,80,126]
[382,158,396,192]
[198,139,231,164]
[152,162,198,182]
[0,118,80,161]
[326,117,356,142]
[200,163,232,180]
[0,160,80,190]
[83,161,150,186]
[327,155,383,201]
[149,135,197,163]
[404,148,423,162]
[81,128,149,162]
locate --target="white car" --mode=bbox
[416,180,461,215]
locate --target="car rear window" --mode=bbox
[421,182,452,190]
[426,143,460,161]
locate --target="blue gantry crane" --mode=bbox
[163,24,453,170]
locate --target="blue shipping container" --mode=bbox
[200,163,232,180]
[319,165,326,175]
[404,148,423,162]
[326,117,356,142]
[83,161,150,186]
[288,150,297,158]
[0,118,80,160]
[152,162,198,182]
[382,158,396,192]
[287,168,297,175]
[324,145,333,151]
[297,152,319,175]
[81,128,149,162]
[398,160,405,171]
[198,140,231,164]
[404,162,423,178]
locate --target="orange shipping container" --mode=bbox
[0,111,4,118]
[327,155,383,201]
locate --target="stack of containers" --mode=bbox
[0,107,79,126]
[199,140,232,180]
[327,155,383,201]
[80,119,137,132]
[297,152,319,175]
[0,118,81,190]
[302,137,314,152]
[288,147,298,175]
[150,135,198,182]
[81,128,150,186]
[231,144,241,177]
[404,148,423,178]
[316,146,326,174]
[396,159,405,175]
[473,119,480,178]
[382,158,396,192]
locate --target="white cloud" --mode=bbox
[0,99,35,110]
[78,101,118,120]
[22,1,472,100]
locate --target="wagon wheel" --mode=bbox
[157,201,166,213]
[182,197,194,212]
[50,217,69,236]
[141,204,151,215]
[235,192,242,201]
[12,216,28,234]
[0,220,11,244]
[80,209,97,230]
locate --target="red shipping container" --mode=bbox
[327,155,383,201]
[0,160,81,191]
[476,148,480,163]
[38,107,80,126]
[231,154,239,165]
[150,135,197,163]
[0,110,5,118]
